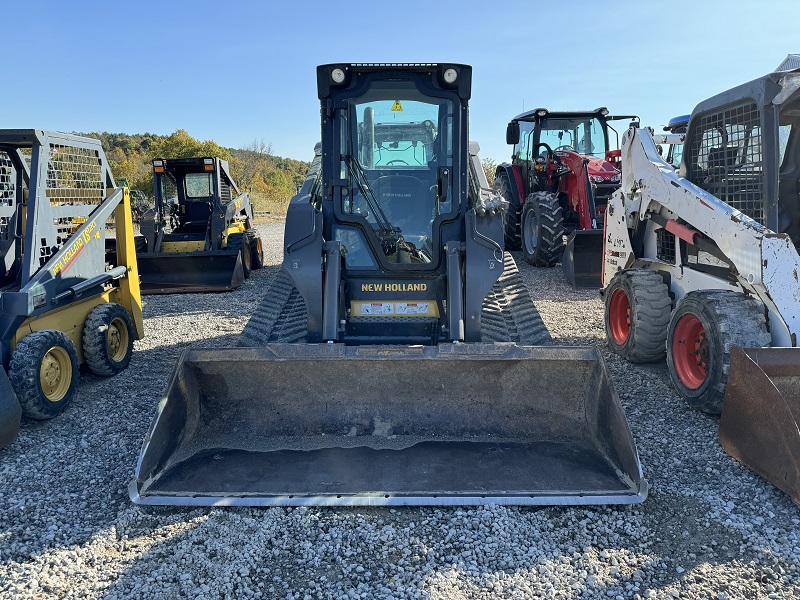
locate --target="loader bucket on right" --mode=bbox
[131,343,647,507]
[562,230,603,288]
[0,368,22,449]
[137,252,244,294]
[719,347,800,505]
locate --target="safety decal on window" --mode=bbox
[391,101,404,112]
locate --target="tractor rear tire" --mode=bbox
[83,303,135,377]
[494,172,520,250]
[9,330,79,419]
[521,191,564,267]
[666,290,770,414]
[246,229,264,270]
[228,233,252,278]
[604,270,672,363]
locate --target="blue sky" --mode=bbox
[5,1,796,163]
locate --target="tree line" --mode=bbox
[82,129,309,214]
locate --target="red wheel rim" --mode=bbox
[672,314,708,389]
[608,289,631,345]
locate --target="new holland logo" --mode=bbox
[361,283,427,292]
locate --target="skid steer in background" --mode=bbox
[495,108,637,287]
[131,63,647,507]
[136,157,264,294]
[0,130,144,449]
[601,67,800,504]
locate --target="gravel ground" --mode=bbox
[1,221,798,599]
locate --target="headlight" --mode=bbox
[611,174,621,182]
[443,68,458,84]
[331,68,346,84]
[593,175,605,183]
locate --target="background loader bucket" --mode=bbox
[131,343,647,506]
[562,230,604,288]
[137,252,244,294]
[720,347,800,505]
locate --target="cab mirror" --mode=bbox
[506,122,520,145]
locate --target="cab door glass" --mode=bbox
[338,80,456,266]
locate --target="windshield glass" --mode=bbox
[184,172,213,199]
[340,80,455,265]
[538,117,608,157]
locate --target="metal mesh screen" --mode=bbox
[46,143,104,204]
[656,228,676,263]
[220,173,232,203]
[0,152,14,208]
[0,152,15,244]
[688,102,764,224]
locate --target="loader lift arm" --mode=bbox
[604,126,800,347]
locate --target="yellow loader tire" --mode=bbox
[9,330,79,420]
[246,229,264,270]
[83,303,135,377]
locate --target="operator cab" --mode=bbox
[327,70,463,271]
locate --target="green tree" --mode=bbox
[481,157,497,187]
[149,129,231,162]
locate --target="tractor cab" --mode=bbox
[507,108,635,209]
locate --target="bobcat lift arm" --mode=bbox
[604,126,799,346]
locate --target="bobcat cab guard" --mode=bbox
[131,64,646,507]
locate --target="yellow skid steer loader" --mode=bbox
[0,130,143,448]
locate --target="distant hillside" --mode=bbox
[80,130,309,214]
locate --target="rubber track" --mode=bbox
[240,253,551,347]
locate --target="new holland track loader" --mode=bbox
[136,157,264,294]
[601,67,800,504]
[131,63,646,507]
[0,130,144,449]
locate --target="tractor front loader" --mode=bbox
[131,64,646,507]
[601,66,800,504]
[136,157,264,294]
[0,130,144,448]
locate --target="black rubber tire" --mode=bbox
[227,233,252,278]
[494,172,521,250]
[666,290,770,414]
[9,330,79,420]
[245,229,264,270]
[521,191,564,267]
[604,270,672,363]
[83,303,135,376]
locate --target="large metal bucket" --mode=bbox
[137,252,244,294]
[0,369,22,449]
[720,347,800,505]
[562,230,603,288]
[130,343,647,506]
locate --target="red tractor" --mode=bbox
[495,108,636,287]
